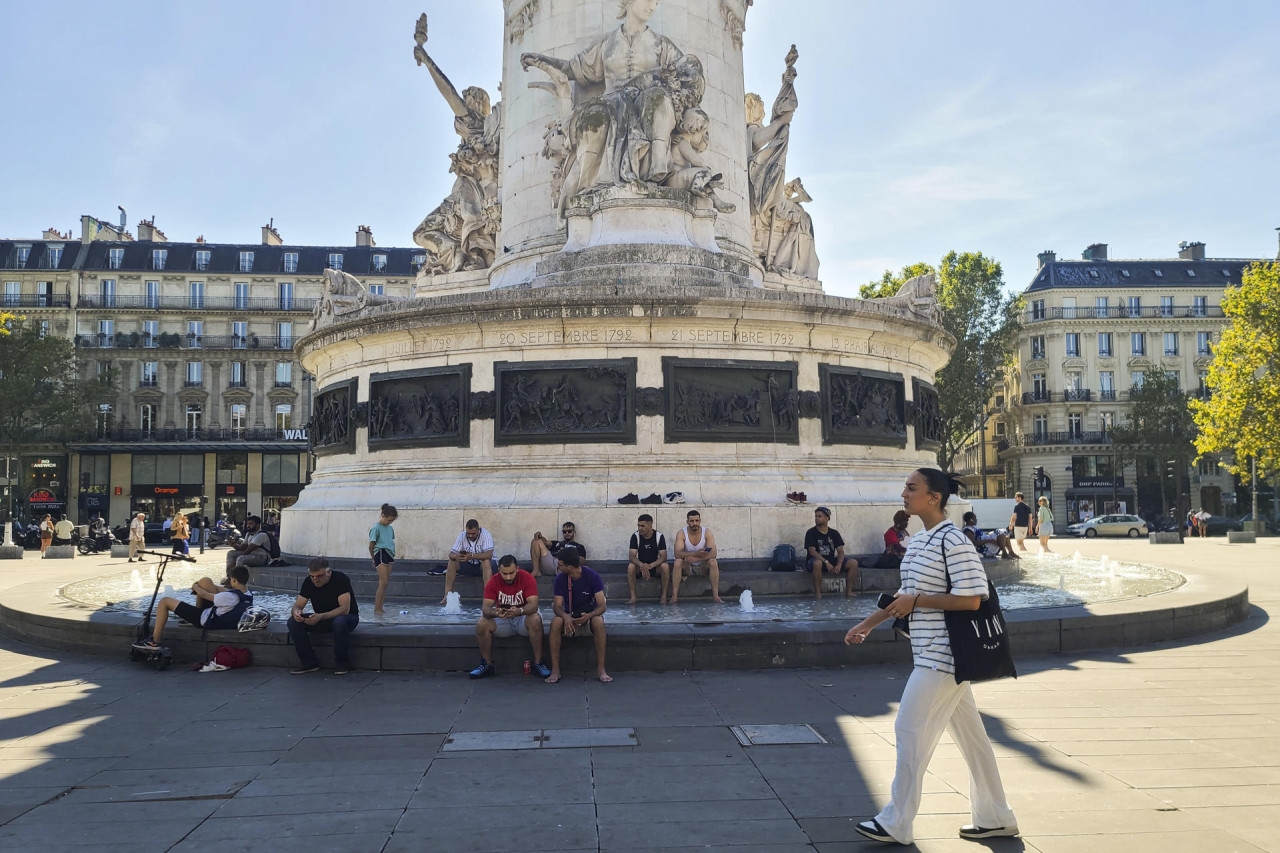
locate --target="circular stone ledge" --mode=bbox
[0,568,1249,673]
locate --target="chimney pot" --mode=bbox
[1178,241,1205,261]
[1037,250,1056,269]
[355,225,374,247]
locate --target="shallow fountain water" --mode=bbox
[63,550,1186,627]
[739,590,755,612]
[129,570,143,593]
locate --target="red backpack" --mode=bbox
[212,646,252,669]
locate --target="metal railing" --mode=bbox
[75,334,295,351]
[1006,431,1113,447]
[77,295,315,312]
[1063,388,1092,402]
[0,294,72,308]
[1027,305,1225,322]
[83,427,301,443]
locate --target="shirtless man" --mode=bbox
[670,509,722,604]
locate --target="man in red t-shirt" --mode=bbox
[470,554,550,679]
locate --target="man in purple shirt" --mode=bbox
[544,550,611,684]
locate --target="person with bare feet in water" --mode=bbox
[670,509,722,604]
[626,513,670,604]
[544,550,611,684]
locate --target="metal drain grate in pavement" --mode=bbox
[730,724,829,746]
[443,727,638,752]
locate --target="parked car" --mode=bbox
[1200,515,1243,536]
[1066,514,1150,538]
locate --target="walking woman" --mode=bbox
[845,468,1018,844]
[170,511,190,556]
[1035,495,1054,554]
[39,514,53,557]
[368,503,397,615]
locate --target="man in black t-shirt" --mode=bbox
[287,557,360,675]
[1008,492,1033,552]
[626,513,670,604]
[804,507,860,599]
[530,521,588,577]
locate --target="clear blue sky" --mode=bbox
[3,1,1278,295]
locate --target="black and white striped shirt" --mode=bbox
[898,520,990,674]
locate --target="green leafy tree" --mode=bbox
[932,251,1023,470]
[859,262,936,299]
[1110,370,1199,517]
[1191,260,1280,521]
[0,318,115,525]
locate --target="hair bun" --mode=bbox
[946,473,963,495]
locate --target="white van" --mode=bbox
[962,499,1018,531]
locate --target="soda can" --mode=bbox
[523,660,531,674]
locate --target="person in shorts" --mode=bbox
[544,550,611,684]
[626,514,670,603]
[368,503,397,615]
[134,565,252,650]
[469,554,549,678]
[805,506,860,599]
[529,521,587,577]
[442,519,495,603]
[1008,492,1032,552]
[671,510,722,604]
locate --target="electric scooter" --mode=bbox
[129,549,197,670]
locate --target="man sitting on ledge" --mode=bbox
[134,565,252,650]
[441,518,495,603]
[288,557,359,675]
[545,550,611,684]
[470,554,551,679]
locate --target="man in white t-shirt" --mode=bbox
[134,565,253,650]
[128,512,146,562]
[442,518,495,603]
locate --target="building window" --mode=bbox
[143,319,158,348]
[1128,296,1141,318]
[1163,332,1179,356]
[187,320,203,348]
[1099,371,1114,399]
[369,284,384,296]
[1194,296,1207,317]
[1198,456,1220,476]
[279,282,293,311]
[283,252,298,273]
[1032,373,1047,399]
[1033,415,1048,438]
[1131,370,1145,389]
[371,253,387,273]
[1165,370,1180,388]
[186,361,203,386]
[141,361,158,387]
[411,253,426,272]
[1065,333,1080,358]
[1031,299,1045,321]
[1067,412,1083,438]
[234,282,249,310]
[47,247,62,268]
[1100,411,1114,433]
[185,404,203,436]
[101,279,116,308]
[1198,369,1210,391]
[994,420,1006,437]
[96,404,113,438]
[37,319,49,338]
[230,362,246,387]
[275,362,293,386]
[108,248,124,269]
[277,322,293,348]
[1030,336,1045,360]
[140,404,156,436]
[1098,332,1113,357]
[262,453,301,484]
[15,246,30,267]
[239,251,254,272]
[1131,332,1146,356]
[1196,331,1211,356]
[195,249,210,271]
[1160,296,1174,317]
[97,360,112,381]
[1095,296,1108,318]
[152,249,167,270]
[189,281,205,309]
[230,403,247,435]
[328,253,343,270]
[145,280,160,308]
[232,321,248,348]
[98,319,114,347]
[275,404,293,431]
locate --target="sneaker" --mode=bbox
[959,825,1019,840]
[532,661,552,678]
[427,564,447,575]
[786,491,808,504]
[639,493,662,505]
[854,819,895,843]
[334,664,351,675]
[616,492,640,504]
[469,661,495,679]
[290,665,319,675]
[662,491,685,504]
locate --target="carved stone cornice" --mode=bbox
[506,0,538,43]
[721,0,753,49]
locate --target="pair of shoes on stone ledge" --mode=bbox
[786,491,808,504]
[618,491,685,505]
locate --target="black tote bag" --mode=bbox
[943,537,1017,685]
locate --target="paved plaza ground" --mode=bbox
[0,536,1276,852]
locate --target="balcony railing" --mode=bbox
[82,427,302,444]
[1027,305,1225,322]
[139,379,158,388]
[1021,391,1053,404]
[78,294,316,312]
[1063,388,1092,402]
[228,380,247,389]
[274,380,293,388]
[1099,389,1117,401]
[183,379,204,388]
[0,294,72,308]
[75,334,295,351]
[1006,431,1113,448]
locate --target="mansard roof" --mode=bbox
[1026,258,1262,293]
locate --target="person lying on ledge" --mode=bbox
[961,511,1019,560]
[134,566,253,649]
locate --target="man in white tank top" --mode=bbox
[671,509,722,604]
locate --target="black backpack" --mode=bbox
[770,543,799,572]
[265,532,281,559]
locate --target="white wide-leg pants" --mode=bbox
[874,666,1017,844]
